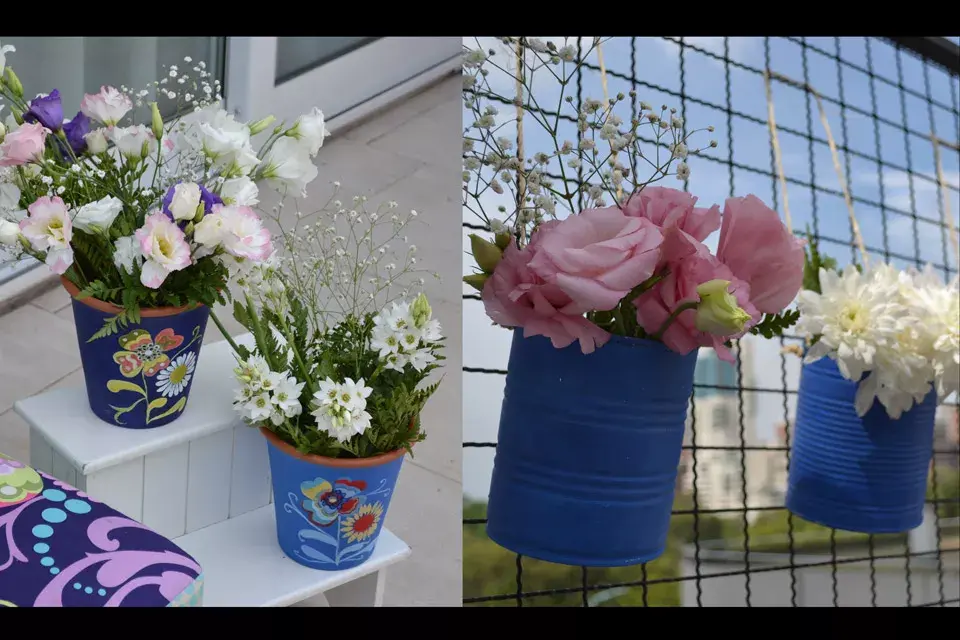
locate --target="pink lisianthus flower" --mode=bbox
[19,196,74,274]
[527,206,663,313]
[623,186,721,242]
[482,221,611,354]
[134,212,192,289]
[715,194,804,315]
[0,121,47,167]
[80,86,133,127]
[192,204,273,261]
[634,228,760,363]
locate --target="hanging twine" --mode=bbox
[515,39,527,243]
[765,69,870,269]
[764,70,793,234]
[595,41,623,202]
[931,133,960,266]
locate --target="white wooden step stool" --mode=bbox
[14,334,410,607]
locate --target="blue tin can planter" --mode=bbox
[786,356,937,534]
[63,278,209,430]
[261,427,405,571]
[486,330,699,567]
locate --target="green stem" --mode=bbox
[652,301,699,341]
[209,309,242,355]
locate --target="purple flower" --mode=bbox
[161,181,223,227]
[23,89,64,130]
[62,112,92,155]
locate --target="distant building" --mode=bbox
[933,404,959,472]
[678,341,768,522]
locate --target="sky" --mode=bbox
[461,36,960,500]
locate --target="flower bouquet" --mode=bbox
[463,37,805,566]
[787,236,960,533]
[0,42,328,429]
[225,188,444,570]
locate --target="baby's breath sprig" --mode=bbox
[461,37,718,246]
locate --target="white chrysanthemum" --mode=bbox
[797,265,908,382]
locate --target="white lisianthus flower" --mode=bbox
[109,125,156,159]
[167,182,202,221]
[112,235,142,275]
[84,129,109,154]
[288,107,330,157]
[80,86,133,127]
[219,176,259,206]
[258,137,318,195]
[0,218,20,246]
[0,42,14,77]
[73,195,123,233]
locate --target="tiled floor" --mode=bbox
[0,73,463,606]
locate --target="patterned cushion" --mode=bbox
[0,452,203,607]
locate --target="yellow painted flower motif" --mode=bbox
[340,501,383,544]
[0,452,43,505]
[112,328,184,378]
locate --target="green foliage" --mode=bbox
[801,227,838,294]
[232,291,444,460]
[748,309,800,339]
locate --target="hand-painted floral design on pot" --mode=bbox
[63,277,210,430]
[262,427,405,571]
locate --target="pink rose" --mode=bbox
[634,228,759,363]
[482,223,611,354]
[716,195,804,314]
[0,122,47,167]
[623,186,721,242]
[526,207,663,313]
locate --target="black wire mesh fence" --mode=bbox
[462,36,960,607]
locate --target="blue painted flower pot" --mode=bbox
[262,427,405,571]
[63,278,209,430]
[486,330,699,567]
[786,357,937,534]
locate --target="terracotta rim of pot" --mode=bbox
[259,426,409,468]
[61,276,203,317]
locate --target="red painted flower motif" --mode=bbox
[112,328,184,378]
[301,478,367,527]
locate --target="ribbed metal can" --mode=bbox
[486,330,698,566]
[786,357,937,534]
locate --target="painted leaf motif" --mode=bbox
[147,397,186,422]
[298,528,337,546]
[148,397,168,411]
[299,545,334,564]
[338,541,372,559]
[107,380,147,396]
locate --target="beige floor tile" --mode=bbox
[0,408,30,462]
[382,462,463,606]
[368,93,462,166]
[343,73,460,145]
[0,305,81,414]
[31,283,73,313]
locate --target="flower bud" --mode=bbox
[694,279,752,336]
[248,115,276,136]
[4,68,23,98]
[84,129,108,154]
[194,202,206,223]
[150,102,164,142]
[494,231,512,250]
[0,121,4,143]
[411,293,432,329]
[0,219,20,246]
[469,233,502,274]
[462,273,489,292]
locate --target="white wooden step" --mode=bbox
[172,504,410,607]
[14,334,269,539]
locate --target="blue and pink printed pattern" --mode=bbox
[0,452,203,607]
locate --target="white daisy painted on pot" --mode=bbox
[156,351,197,398]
